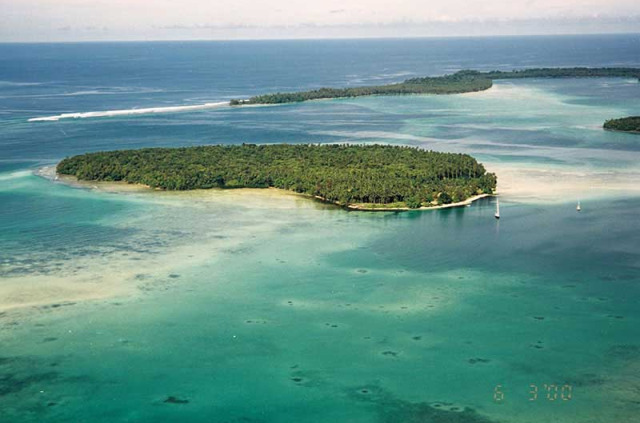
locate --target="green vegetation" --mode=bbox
[465,67,640,80]
[57,144,496,209]
[233,73,492,105]
[230,67,640,106]
[603,116,640,133]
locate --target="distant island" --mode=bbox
[603,116,640,134]
[56,144,497,210]
[230,67,640,105]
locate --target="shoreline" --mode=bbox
[232,68,640,107]
[48,168,493,212]
[343,194,491,211]
[233,86,495,107]
[603,128,640,135]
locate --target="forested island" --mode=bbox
[468,67,640,80]
[230,67,640,105]
[231,73,493,105]
[603,116,640,133]
[56,144,497,210]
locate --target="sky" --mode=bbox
[1,0,639,42]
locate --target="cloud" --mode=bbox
[56,25,110,33]
[156,15,640,31]
[1,0,639,41]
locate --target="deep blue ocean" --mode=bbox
[1,35,639,423]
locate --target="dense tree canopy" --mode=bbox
[57,144,497,209]
[603,116,640,133]
[232,73,492,105]
[475,67,640,80]
[230,67,640,106]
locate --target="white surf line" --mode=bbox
[0,170,33,181]
[28,101,231,122]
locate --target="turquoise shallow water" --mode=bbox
[1,188,639,422]
[1,37,640,422]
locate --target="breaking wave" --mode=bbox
[28,101,230,122]
[0,170,33,181]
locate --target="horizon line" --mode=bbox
[1,31,639,45]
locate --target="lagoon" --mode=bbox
[1,36,640,422]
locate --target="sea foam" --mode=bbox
[28,101,230,122]
[0,81,43,87]
[0,170,33,181]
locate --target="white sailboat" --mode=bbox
[495,198,500,219]
[577,201,581,212]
